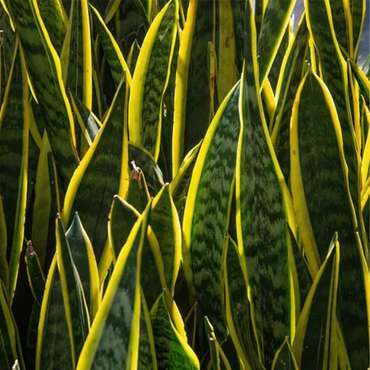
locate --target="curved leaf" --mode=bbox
[271,338,298,370]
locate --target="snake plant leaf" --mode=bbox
[129,0,178,160]
[290,71,369,369]
[170,141,201,223]
[254,0,267,38]
[61,0,92,112]
[108,195,164,310]
[132,0,152,28]
[288,227,312,314]
[236,2,298,366]
[129,142,165,195]
[150,184,181,295]
[126,165,151,213]
[139,289,158,370]
[66,213,100,321]
[0,277,20,368]
[62,78,128,261]
[268,23,291,92]
[305,0,359,216]
[89,0,121,23]
[328,0,350,55]
[109,196,140,263]
[257,0,295,86]
[207,42,217,122]
[0,194,8,288]
[69,92,100,147]
[223,236,263,370]
[183,81,241,338]
[217,0,237,103]
[5,0,78,190]
[261,79,276,129]
[229,0,245,74]
[0,42,29,299]
[204,316,231,370]
[0,6,16,102]
[173,0,215,175]
[36,257,74,370]
[348,58,370,106]
[25,241,46,306]
[127,40,141,75]
[150,293,200,370]
[271,338,298,370]
[56,216,90,366]
[37,0,67,55]
[90,4,132,88]
[292,235,339,369]
[76,201,151,370]
[350,0,366,57]
[362,103,370,187]
[271,14,309,182]
[31,134,61,270]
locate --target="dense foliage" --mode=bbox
[0,0,369,369]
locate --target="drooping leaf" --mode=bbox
[129,0,177,160]
[66,213,100,321]
[76,202,151,369]
[183,81,241,338]
[292,235,339,369]
[173,0,215,175]
[0,41,29,298]
[150,293,200,370]
[236,2,297,365]
[290,71,369,368]
[62,78,128,261]
[257,0,295,86]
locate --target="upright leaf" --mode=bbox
[173,0,215,175]
[62,78,128,261]
[290,71,369,368]
[150,184,181,295]
[0,41,29,298]
[292,236,339,369]
[66,213,100,321]
[76,202,151,370]
[5,0,78,189]
[271,338,298,370]
[36,257,74,370]
[37,0,66,54]
[236,2,297,365]
[183,81,241,338]
[129,0,178,160]
[56,217,90,367]
[150,293,200,370]
[257,0,295,86]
